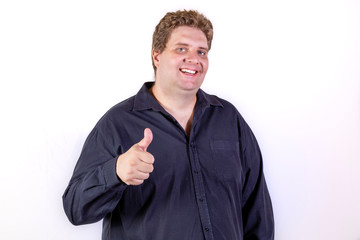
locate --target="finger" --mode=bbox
[127,172,150,185]
[137,161,154,173]
[128,179,144,186]
[138,151,155,164]
[138,128,153,151]
[136,172,150,180]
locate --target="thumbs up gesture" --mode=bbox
[116,128,155,185]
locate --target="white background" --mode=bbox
[1,0,359,239]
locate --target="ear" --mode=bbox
[152,49,161,68]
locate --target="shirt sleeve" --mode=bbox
[62,117,128,226]
[239,115,275,239]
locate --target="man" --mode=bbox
[63,10,274,240]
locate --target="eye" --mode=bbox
[177,47,186,52]
[198,50,207,56]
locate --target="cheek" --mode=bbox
[202,60,209,73]
[158,57,176,74]
[161,55,180,68]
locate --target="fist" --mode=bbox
[116,128,154,185]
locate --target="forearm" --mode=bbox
[242,172,274,240]
[239,115,274,239]
[62,158,127,225]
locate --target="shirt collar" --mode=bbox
[133,82,223,112]
[133,82,162,111]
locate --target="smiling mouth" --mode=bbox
[180,68,198,75]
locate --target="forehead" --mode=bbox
[167,26,208,48]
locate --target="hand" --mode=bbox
[116,128,154,185]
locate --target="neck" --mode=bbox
[150,83,197,135]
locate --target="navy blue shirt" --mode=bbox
[63,82,274,239]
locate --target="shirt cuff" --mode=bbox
[102,157,126,189]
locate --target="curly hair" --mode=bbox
[151,10,213,73]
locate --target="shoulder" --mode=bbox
[91,95,136,131]
[216,96,239,112]
[201,90,251,131]
[200,89,242,116]
[105,95,136,118]
[211,94,260,145]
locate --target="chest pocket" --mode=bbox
[210,140,241,182]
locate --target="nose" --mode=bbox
[183,50,200,64]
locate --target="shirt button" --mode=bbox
[205,227,209,232]
[199,198,204,202]
[194,170,199,174]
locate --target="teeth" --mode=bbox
[181,69,196,74]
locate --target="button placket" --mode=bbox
[188,141,214,240]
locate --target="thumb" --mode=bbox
[138,128,153,151]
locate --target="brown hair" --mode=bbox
[151,10,213,73]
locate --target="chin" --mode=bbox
[181,78,204,89]
[179,82,201,92]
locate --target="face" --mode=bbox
[152,26,209,95]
